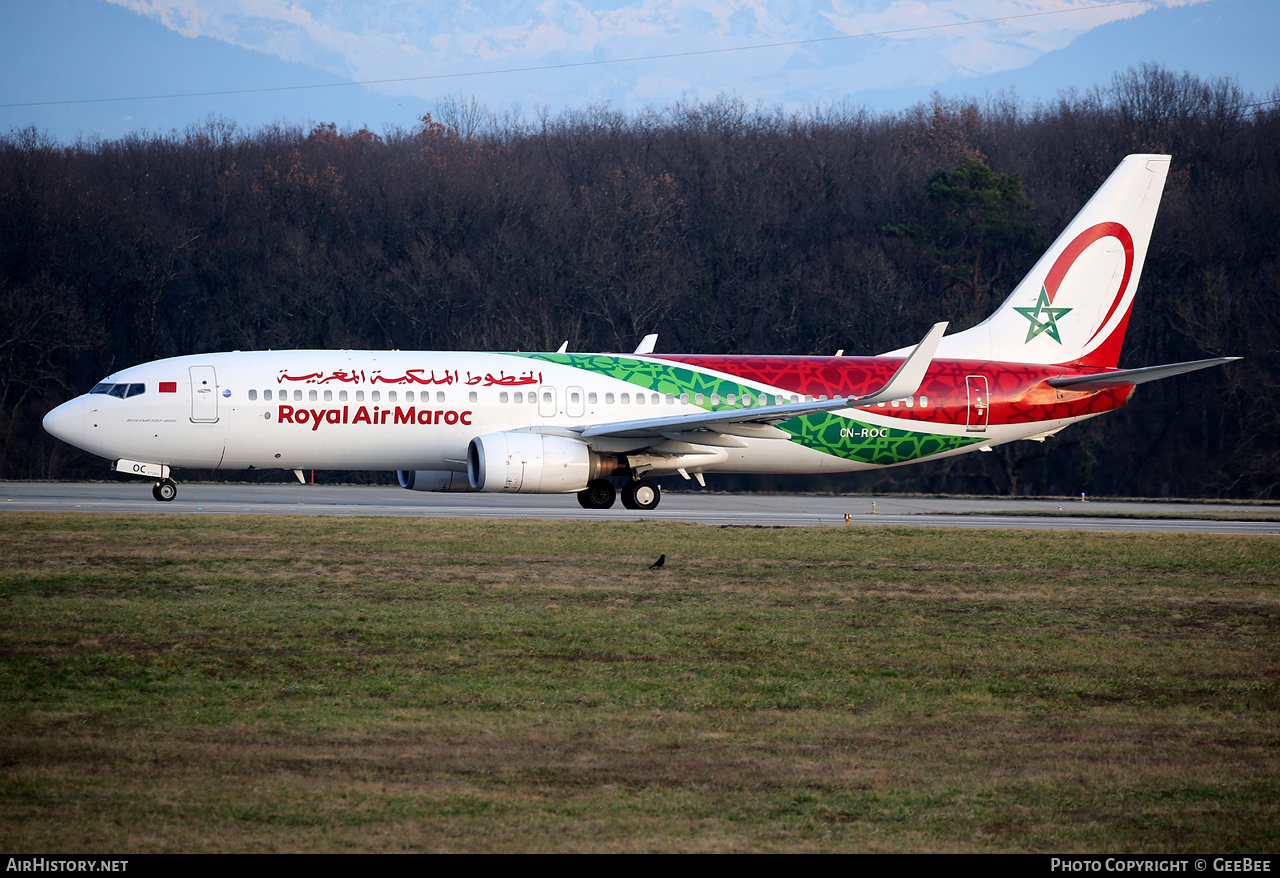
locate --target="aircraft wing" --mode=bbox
[578,322,947,441]
[1047,357,1240,391]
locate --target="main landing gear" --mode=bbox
[151,479,177,502]
[622,478,660,511]
[576,477,661,511]
[576,478,616,509]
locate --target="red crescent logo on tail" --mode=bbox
[1043,221,1135,346]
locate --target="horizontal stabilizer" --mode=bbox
[1048,357,1240,391]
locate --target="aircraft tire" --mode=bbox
[621,478,660,511]
[577,479,616,509]
[153,479,177,502]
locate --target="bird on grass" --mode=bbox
[649,554,665,569]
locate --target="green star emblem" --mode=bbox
[1014,286,1073,343]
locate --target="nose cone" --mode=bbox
[43,397,86,447]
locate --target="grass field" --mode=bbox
[1,513,1276,852]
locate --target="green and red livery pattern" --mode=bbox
[517,352,1134,466]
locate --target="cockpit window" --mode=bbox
[92,383,146,398]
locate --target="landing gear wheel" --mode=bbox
[152,479,177,502]
[577,478,617,509]
[620,478,660,511]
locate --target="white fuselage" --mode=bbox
[43,349,1056,481]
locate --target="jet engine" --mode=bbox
[397,470,472,492]
[467,431,627,493]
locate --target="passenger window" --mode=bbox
[436,391,445,403]
[471,392,480,403]
[791,395,799,404]
[356,391,364,401]
[293,390,302,401]
[695,393,704,405]
[920,396,929,408]
[541,392,550,404]
[571,391,580,404]
[500,391,509,403]
[514,392,523,404]
[308,390,318,401]
[264,389,272,401]
[249,390,258,401]
[651,394,660,405]
[635,393,644,405]
[741,394,752,406]
[668,394,677,405]
[710,393,719,406]
[371,391,380,402]
[727,394,736,405]
[588,392,597,404]
[324,390,332,402]
[621,393,630,404]
[388,391,397,402]
[605,393,615,404]
[339,390,347,402]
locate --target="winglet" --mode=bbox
[849,322,947,407]
[634,334,658,355]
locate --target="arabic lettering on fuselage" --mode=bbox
[276,368,542,387]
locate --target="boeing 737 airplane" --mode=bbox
[43,154,1236,509]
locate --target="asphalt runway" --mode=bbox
[2,481,1276,535]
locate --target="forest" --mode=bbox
[1,64,1277,497]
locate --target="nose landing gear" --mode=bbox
[152,479,177,502]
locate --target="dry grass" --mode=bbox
[1,513,1276,852]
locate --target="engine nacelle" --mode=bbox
[468,431,625,493]
[397,470,472,492]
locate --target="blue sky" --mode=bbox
[2,0,1276,142]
